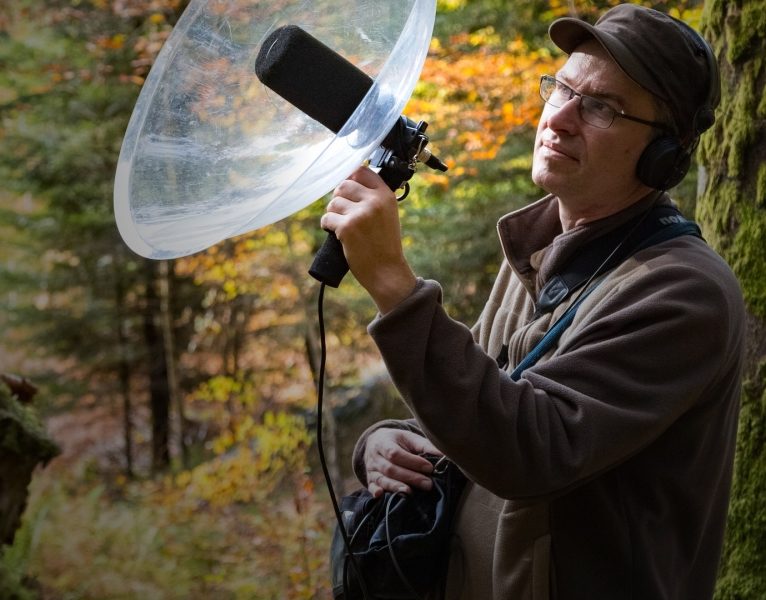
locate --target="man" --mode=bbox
[320,4,745,599]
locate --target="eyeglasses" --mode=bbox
[539,75,669,131]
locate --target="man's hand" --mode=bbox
[363,428,443,497]
[320,166,417,314]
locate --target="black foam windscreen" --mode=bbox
[255,25,374,134]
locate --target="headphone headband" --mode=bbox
[635,20,719,190]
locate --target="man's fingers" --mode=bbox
[368,479,409,497]
[397,430,442,457]
[362,428,444,496]
[367,461,434,492]
[381,446,436,476]
[326,196,354,215]
[367,471,437,496]
[386,462,434,489]
[347,165,383,188]
[368,474,410,495]
[368,481,384,498]
[333,178,365,201]
[319,211,341,234]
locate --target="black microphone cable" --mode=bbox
[314,282,373,599]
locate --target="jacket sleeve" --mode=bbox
[367,253,744,500]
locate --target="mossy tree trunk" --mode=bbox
[697,2,766,597]
[0,380,59,547]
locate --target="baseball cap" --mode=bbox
[548,4,720,139]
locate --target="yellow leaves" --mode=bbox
[222,279,238,299]
[184,371,314,507]
[670,5,703,29]
[195,374,253,405]
[170,409,312,508]
[437,0,467,11]
[177,225,304,303]
[211,431,234,454]
[174,470,192,488]
[467,27,503,48]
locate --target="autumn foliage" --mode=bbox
[408,30,561,183]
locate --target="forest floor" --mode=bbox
[11,397,337,600]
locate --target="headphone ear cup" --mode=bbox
[636,135,690,190]
[694,106,716,136]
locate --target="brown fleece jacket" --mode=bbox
[353,192,745,600]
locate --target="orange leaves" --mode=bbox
[94,33,127,50]
[406,28,563,176]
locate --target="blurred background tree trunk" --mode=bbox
[159,259,188,469]
[143,259,171,473]
[697,1,766,597]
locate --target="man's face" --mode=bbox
[532,40,658,223]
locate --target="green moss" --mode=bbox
[757,163,766,208]
[701,4,766,598]
[730,205,766,319]
[723,61,759,178]
[0,553,36,600]
[715,362,766,600]
[0,385,59,464]
[698,3,766,320]
[0,385,57,598]
[725,1,766,64]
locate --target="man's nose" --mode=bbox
[546,95,582,132]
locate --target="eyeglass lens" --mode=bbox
[540,76,614,128]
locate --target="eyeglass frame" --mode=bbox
[539,74,671,131]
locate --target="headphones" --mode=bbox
[635,23,721,190]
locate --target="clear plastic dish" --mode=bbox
[114,0,436,259]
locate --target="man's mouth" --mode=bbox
[541,141,578,161]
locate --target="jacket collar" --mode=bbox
[497,190,668,297]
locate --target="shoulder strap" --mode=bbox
[509,210,702,381]
[509,285,599,381]
[534,204,702,318]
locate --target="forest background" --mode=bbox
[1,0,763,598]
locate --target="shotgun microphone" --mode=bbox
[255,25,447,287]
[255,25,375,135]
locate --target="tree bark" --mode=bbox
[143,259,171,473]
[0,380,59,546]
[698,2,766,597]
[159,259,188,468]
[114,261,134,478]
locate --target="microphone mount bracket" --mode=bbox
[371,116,447,200]
[309,115,448,287]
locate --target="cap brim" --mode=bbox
[548,18,599,54]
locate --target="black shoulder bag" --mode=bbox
[330,454,467,600]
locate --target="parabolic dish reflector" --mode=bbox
[114,0,436,259]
